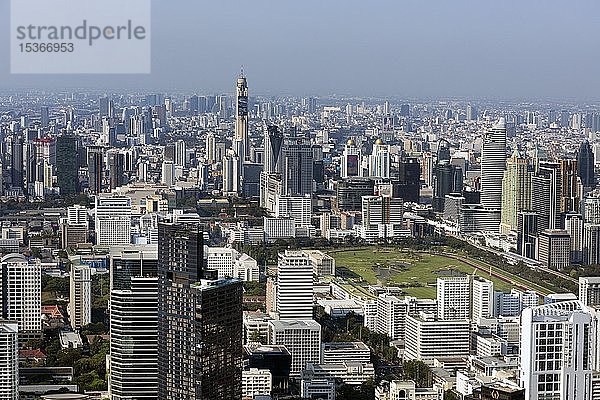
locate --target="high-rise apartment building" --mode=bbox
[579,276,600,307]
[0,254,42,342]
[500,149,530,233]
[69,265,91,330]
[472,276,494,321]
[0,321,18,399]
[520,301,598,400]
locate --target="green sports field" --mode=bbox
[330,247,513,299]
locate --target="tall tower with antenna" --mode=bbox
[235,68,250,161]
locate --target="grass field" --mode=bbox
[330,247,514,299]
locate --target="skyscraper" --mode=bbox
[69,265,91,330]
[368,139,390,178]
[500,149,531,233]
[0,254,42,342]
[340,139,360,179]
[87,146,104,194]
[264,125,284,174]
[531,162,561,232]
[95,196,132,246]
[0,321,18,399]
[558,158,581,214]
[520,301,598,400]
[157,222,243,400]
[235,73,250,161]
[56,135,78,195]
[276,251,314,320]
[472,276,493,321]
[577,140,595,188]
[110,245,159,400]
[437,273,470,320]
[480,118,507,209]
[108,150,125,190]
[281,130,313,196]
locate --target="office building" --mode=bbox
[404,313,471,365]
[517,211,538,259]
[579,276,600,306]
[56,135,78,195]
[157,222,243,400]
[0,254,42,342]
[87,146,104,194]
[437,273,470,320]
[394,157,421,203]
[0,321,18,399]
[433,161,463,212]
[537,229,571,270]
[110,277,158,399]
[95,196,132,246]
[110,245,159,400]
[532,162,561,232]
[577,140,595,188]
[565,213,584,264]
[375,294,408,340]
[360,195,405,242]
[276,251,314,320]
[480,118,507,209]
[520,301,598,400]
[281,131,313,196]
[269,319,321,377]
[583,224,600,265]
[245,345,292,394]
[69,265,91,330]
[336,178,374,211]
[108,150,126,190]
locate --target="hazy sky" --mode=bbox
[1,0,600,99]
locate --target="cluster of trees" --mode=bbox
[26,329,109,391]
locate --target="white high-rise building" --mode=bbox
[375,294,407,340]
[437,273,470,320]
[368,139,390,178]
[341,139,361,179]
[69,265,91,330]
[404,313,471,365]
[269,319,321,377]
[276,251,313,320]
[480,118,507,209]
[174,140,186,167]
[276,195,312,228]
[223,151,241,195]
[95,196,132,246]
[579,276,600,307]
[472,276,494,321]
[0,254,42,341]
[205,132,216,164]
[520,301,598,400]
[67,204,88,226]
[0,321,18,399]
